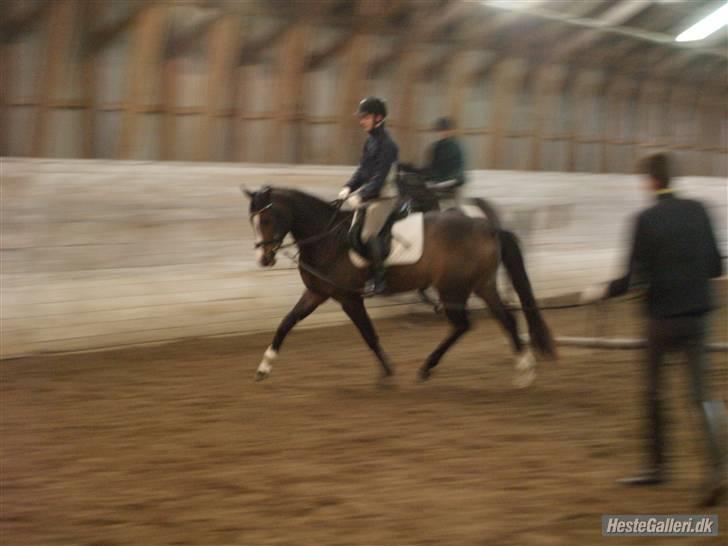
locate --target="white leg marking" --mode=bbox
[513,349,537,389]
[256,346,277,378]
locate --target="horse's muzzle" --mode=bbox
[259,252,277,267]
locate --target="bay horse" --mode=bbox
[243,186,556,386]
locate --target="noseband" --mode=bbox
[250,203,285,249]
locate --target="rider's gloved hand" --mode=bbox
[347,193,363,209]
[338,187,351,200]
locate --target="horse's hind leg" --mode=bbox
[419,294,470,381]
[475,282,523,353]
[339,297,394,379]
[475,282,536,388]
[256,289,328,381]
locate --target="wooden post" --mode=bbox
[32,0,75,157]
[694,91,710,176]
[0,25,8,156]
[598,71,623,173]
[529,65,567,171]
[226,18,248,163]
[160,56,177,161]
[445,52,473,129]
[571,70,604,172]
[633,76,659,165]
[488,58,527,170]
[333,33,371,165]
[666,84,689,150]
[80,0,98,158]
[118,4,167,159]
[204,16,242,162]
[616,77,641,172]
[393,47,424,163]
[265,24,311,164]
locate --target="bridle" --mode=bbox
[250,199,347,252]
[249,197,359,293]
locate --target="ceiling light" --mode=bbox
[675,2,728,42]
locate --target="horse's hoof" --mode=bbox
[255,370,270,382]
[418,367,432,382]
[377,373,396,389]
[513,369,536,389]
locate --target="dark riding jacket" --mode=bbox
[400,137,466,188]
[607,191,723,318]
[345,123,399,202]
[424,137,466,187]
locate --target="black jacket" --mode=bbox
[400,137,466,187]
[607,191,723,318]
[424,137,466,186]
[345,124,399,201]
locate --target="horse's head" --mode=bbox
[242,185,292,267]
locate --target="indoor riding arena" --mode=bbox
[2,1,727,545]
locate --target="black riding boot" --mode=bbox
[364,237,388,297]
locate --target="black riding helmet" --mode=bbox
[355,96,387,119]
[433,118,455,131]
[433,117,454,131]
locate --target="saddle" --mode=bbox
[396,172,439,213]
[347,201,424,268]
[348,199,410,260]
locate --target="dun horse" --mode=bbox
[244,186,556,387]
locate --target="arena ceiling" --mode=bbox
[181,0,727,87]
[3,0,724,87]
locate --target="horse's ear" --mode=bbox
[240,185,254,199]
[258,185,273,205]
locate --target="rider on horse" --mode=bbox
[400,117,467,209]
[337,96,400,297]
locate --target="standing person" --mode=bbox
[400,117,467,207]
[581,152,726,507]
[337,97,399,296]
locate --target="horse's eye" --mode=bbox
[260,218,271,227]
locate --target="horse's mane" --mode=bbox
[273,188,351,220]
[273,188,335,212]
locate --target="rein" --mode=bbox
[252,199,347,250]
[252,198,360,294]
[282,199,360,294]
[284,199,348,249]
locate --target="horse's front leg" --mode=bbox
[339,297,394,379]
[256,289,328,381]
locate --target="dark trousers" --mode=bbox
[645,315,725,474]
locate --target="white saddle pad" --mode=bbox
[456,203,487,219]
[349,213,424,268]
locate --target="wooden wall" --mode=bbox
[2,158,725,359]
[2,0,726,176]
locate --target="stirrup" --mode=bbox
[363,278,387,297]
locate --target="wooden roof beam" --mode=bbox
[86,2,147,54]
[238,21,294,65]
[483,0,727,63]
[548,0,654,60]
[306,0,405,71]
[419,7,530,81]
[165,10,226,58]
[0,0,52,43]
[367,0,476,77]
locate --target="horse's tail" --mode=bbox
[498,229,557,360]
[471,197,502,230]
